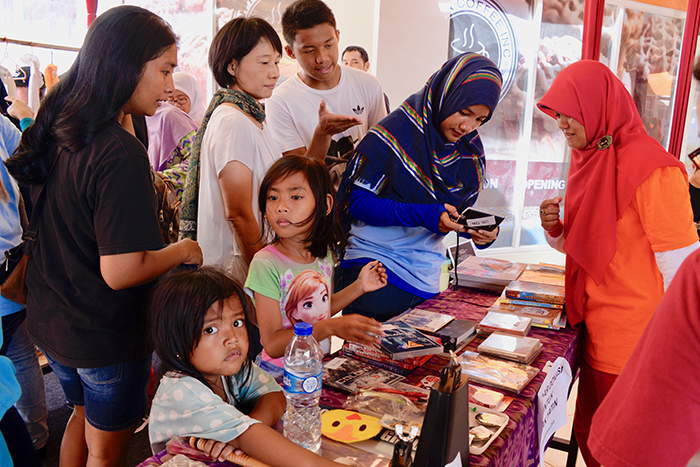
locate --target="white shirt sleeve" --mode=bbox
[545,229,566,254]
[655,242,700,290]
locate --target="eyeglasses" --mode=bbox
[167,96,189,105]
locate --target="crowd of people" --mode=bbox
[1,0,700,466]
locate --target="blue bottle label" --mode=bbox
[284,370,322,394]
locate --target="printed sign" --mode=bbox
[537,357,572,466]
[449,0,519,99]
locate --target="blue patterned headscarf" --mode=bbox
[338,52,502,211]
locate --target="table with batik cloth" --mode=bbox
[321,286,581,467]
[137,286,580,467]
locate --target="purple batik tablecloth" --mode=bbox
[321,286,580,467]
[138,287,579,467]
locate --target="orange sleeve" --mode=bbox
[632,166,697,253]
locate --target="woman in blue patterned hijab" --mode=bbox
[336,52,502,321]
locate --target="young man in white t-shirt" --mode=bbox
[265,0,388,163]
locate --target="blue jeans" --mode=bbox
[44,353,151,431]
[334,264,429,321]
[6,320,48,450]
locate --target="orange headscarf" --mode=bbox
[537,60,685,325]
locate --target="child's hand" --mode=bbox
[191,437,240,462]
[357,260,388,293]
[331,314,383,345]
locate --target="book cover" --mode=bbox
[451,256,528,292]
[516,263,565,286]
[504,280,565,305]
[322,356,404,393]
[489,304,566,330]
[457,351,540,394]
[477,311,532,336]
[490,306,560,325]
[338,349,412,376]
[342,342,433,369]
[424,318,478,346]
[390,307,454,333]
[493,291,563,320]
[454,256,528,284]
[447,240,476,268]
[542,310,567,330]
[377,322,443,360]
[498,296,564,310]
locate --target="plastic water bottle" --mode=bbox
[283,322,323,452]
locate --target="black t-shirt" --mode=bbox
[26,123,165,368]
[690,184,700,222]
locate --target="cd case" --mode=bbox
[477,311,532,337]
[457,351,539,394]
[457,207,504,231]
[322,356,404,393]
[389,308,454,333]
[477,333,543,365]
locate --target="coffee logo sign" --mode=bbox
[449,0,518,99]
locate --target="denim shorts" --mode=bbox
[43,352,151,431]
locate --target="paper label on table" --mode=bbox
[537,357,572,467]
[445,452,462,467]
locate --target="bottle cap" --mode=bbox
[293,322,313,336]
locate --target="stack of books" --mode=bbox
[477,333,543,365]
[489,263,567,330]
[339,341,434,376]
[477,310,532,337]
[338,310,461,376]
[450,256,527,292]
[377,322,444,360]
[390,308,477,353]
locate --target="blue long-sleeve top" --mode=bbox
[348,186,496,248]
[348,186,447,234]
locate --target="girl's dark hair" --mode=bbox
[694,58,700,82]
[5,5,177,185]
[209,16,283,89]
[149,266,255,396]
[259,155,347,258]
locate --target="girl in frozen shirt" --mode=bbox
[245,156,387,376]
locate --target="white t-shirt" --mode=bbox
[266,66,387,153]
[197,105,280,283]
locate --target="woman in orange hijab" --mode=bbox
[537,60,698,467]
